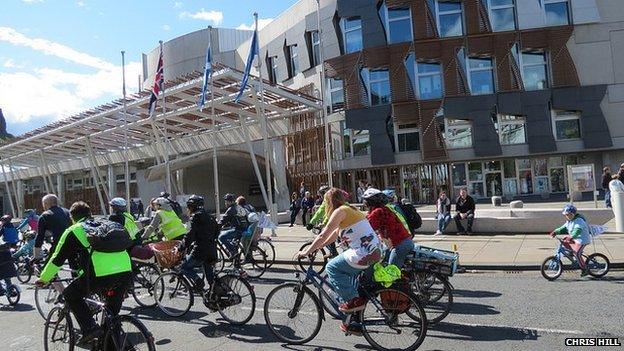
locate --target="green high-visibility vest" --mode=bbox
[40,220,132,282]
[385,204,410,232]
[159,210,186,240]
[123,212,140,240]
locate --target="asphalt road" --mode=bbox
[1,268,623,351]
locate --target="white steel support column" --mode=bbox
[1,164,17,218]
[316,0,333,187]
[8,162,22,217]
[39,151,52,194]
[85,137,109,215]
[213,147,220,216]
[121,50,132,212]
[107,165,116,199]
[56,173,65,207]
[239,115,271,216]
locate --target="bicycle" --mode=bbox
[43,277,155,351]
[152,263,256,325]
[541,237,610,281]
[296,227,342,274]
[215,236,268,278]
[35,267,78,320]
[15,256,43,284]
[257,237,276,268]
[264,255,428,351]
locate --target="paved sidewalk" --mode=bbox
[265,225,624,269]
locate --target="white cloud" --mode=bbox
[76,1,85,7]
[173,1,183,9]
[21,0,43,3]
[0,27,116,71]
[162,24,171,31]
[236,18,274,31]
[179,9,223,25]
[3,59,23,69]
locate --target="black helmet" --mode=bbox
[159,192,171,199]
[223,193,235,202]
[187,195,204,208]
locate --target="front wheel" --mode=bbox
[153,272,194,317]
[241,246,268,278]
[216,275,256,325]
[257,239,276,268]
[131,263,161,308]
[411,273,453,325]
[44,307,75,351]
[102,315,156,351]
[16,263,32,284]
[541,256,563,281]
[264,282,323,345]
[586,253,610,278]
[297,242,327,274]
[7,285,20,306]
[35,284,61,320]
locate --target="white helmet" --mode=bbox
[362,188,382,199]
[154,197,169,206]
[109,197,127,207]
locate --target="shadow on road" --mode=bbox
[430,321,539,342]
[452,289,502,298]
[0,303,34,312]
[125,305,211,326]
[450,301,500,315]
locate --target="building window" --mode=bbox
[352,129,371,156]
[341,17,363,54]
[379,2,413,44]
[405,53,444,100]
[310,30,321,67]
[544,0,570,26]
[267,56,279,83]
[287,45,299,77]
[521,51,548,90]
[361,68,391,106]
[435,0,464,38]
[395,123,421,152]
[552,110,581,140]
[468,57,495,95]
[494,114,526,145]
[444,118,472,149]
[327,78,345,113]
[487,0,516,32]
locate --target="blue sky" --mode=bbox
[0,0,294,136]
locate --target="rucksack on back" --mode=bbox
[168,199,184,220]
[398,203,422,233]
[83,219,133,253]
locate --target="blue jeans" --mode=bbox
[326,254,365,303]
[605,190,612,208]
[219,228,242,256]
[437,214,451,232]
[388,238,415,268]
[180,255,203,286]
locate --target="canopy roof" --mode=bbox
[0,63,321,180]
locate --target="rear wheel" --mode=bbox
[541,256,563,281]
[240,247,268,278]
[153,272,193,317]
[411,273,453,324]
[215,275,256,325]
[44,307,74,351]
[102,315,156,351]
[586,253,610,278]
[297,242,327,274]
[16,262,32,284]
[7,285,20,306]
[132,263,161,308]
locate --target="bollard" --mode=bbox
[609,181,624,232]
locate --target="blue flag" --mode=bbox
[198,39,212,111]
[234,28,259,103]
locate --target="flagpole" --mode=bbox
[159,40,172,196]
[316,0,333,188]
[208,26,221,217]
[121,50,131,212]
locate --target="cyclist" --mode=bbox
[12,229,36,260]
[16,209,39,232]
[218,193,248,257]
[179,195,219,292]
[108,197,140,242]
[549,204,592,276]
[297,188,382,333]
[142,197,187,242]
[35,201,133,344]
[363,188,414,268]
[0,215,19,249]
[34,194,72,261]
[236,196,259,259]
[306,185,339,257]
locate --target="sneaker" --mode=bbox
[339,297,367,313]
[76,327,103,345]
[340,321,363,336]
[434,230,442,236]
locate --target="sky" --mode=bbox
[0,0,295,136]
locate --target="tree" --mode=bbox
[0,108,14,141]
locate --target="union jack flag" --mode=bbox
[148,46,164,119]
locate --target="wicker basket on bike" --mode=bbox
[149,240,183,269]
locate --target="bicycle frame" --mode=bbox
[552,238,584,267]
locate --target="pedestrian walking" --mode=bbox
[289,192,302,227]
[301,191,315,226]
[602,167,612,208]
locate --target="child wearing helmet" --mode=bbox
[550,204,592,275]
[0,215,19,248]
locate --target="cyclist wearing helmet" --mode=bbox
[142,197,187,241]
[108,197,140,241]
[364,188,414,268]
[218,193,247,257]
[16,208,39,232]
[180,195,219,291]
[550,204,592,276]
[0,214,19,248]
[306,185,340,257]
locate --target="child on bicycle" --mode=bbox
[549,204,592,276]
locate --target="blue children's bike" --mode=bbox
[540,237,610,281]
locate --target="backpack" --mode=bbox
[82,219,133,253]
[398,203,422,233]
[168,199,184,220]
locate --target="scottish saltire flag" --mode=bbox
[198,40,212,111]
[234,28,259,103]
[148,47,164,119]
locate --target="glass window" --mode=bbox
[379,2,413,44]
[534,158,548,176]
[342,121,352,158]
[484,160,501,172]
[405,53,444,100]
[395,124,420,152]
[452,163,467,187]
[468,57,495,95]
[552,110,581,140]
[550,168,566,192]
[521,52,548,90]
[487,0,516,32]
[341,17,363,54]
[503,159,516,178]
[288,45,299,77]
[544,0,570,26]
[445,118,472,148]
[361,68,391,106]
[468,162,483,181]
[268,56,279,83]
[352,129,370,156]
[311,31,321,67]
[495,114,526,144]
[327,78,344,113]
[436,0,464,37]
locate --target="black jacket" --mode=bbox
[35,206,72,248]
[602,173,612,190]
[184,209,219,262]
[455,195,475,215]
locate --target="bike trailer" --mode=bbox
[407,246,459,276]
